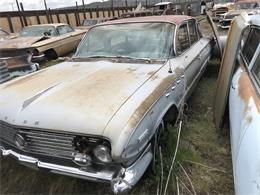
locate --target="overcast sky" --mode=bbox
[0,0,103,12]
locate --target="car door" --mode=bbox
[229,27,260,160]
[175,20,210,93]
[229,28,260,194]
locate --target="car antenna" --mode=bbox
[168,58,173,73]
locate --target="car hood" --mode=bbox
[0,61,164,136]
[0,36,46,49]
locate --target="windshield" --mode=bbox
[19,26,57,37]
[75,22,175,60]
[236,2,259,9]
[83,19,99,26]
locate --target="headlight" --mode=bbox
[93,145,112,163]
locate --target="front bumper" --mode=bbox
[0,144,152,193]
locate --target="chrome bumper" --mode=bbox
[0,144,152,194]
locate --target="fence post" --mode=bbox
[16,0,24,27]
[89,10,93,18]
[96,6,99,18]
[102,7,105,17]
[20,2,28,26]
[56,10,60,23]
[44,0,51,23]
[35,12,41,24]
[7,15,14,33]
[75,1,80,26]
[82,0,87,19]
[111,0,115,17]
[65,13,70,25]
[49,8,53,23]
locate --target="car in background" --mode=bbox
[215,13,260,194]
[0,16,213,193]
[0,23,87,62]
[121,2,182,18]
[219,0,260,29]
[211,0,234,21]
[77,18,110,30]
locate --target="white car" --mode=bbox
[0,16,212,193]
[215,13,260,195]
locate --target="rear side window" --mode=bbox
[57,25,74,35]
[242,28,260,64]
[177,23,190,53]
[188,20,199,44]
[252,52,260,83]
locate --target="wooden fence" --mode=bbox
[0,0,207,33]
[0,6,135,33]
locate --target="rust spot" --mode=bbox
[147,71,156,76]
[126,67,138,73]
[238,71,260,114]
[150,75,159,81]
[246,115,252,124]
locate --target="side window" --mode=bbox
[57,25,74,35]
[252,52,260,84]
[242,28,260,64]
[188,20,199,45]
[177,23,190,54]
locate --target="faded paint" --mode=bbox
[98,15,194,27]
[128,74,179,129]
[0,24,87,58]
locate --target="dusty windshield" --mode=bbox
[75,22,175,60]
[19,26,57,37]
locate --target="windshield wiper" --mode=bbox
[73,55,152,63]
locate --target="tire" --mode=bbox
[45,49,58,61]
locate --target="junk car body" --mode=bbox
[0,16,212,193]
[0,28,11,41]
[0,23,87,62]
[219,0,260,29]
[212,1,235,21]
[215,13,260,194]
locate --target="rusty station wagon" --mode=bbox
[0,16,212,193]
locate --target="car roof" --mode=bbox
[248,14,260,26]
[155,2,172,6]
[28,23,68,28]
[99,15,194,26]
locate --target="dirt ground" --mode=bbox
[0,19,233,195]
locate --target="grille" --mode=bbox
[0,122,77,159]
[0,61,11,84]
